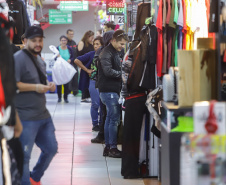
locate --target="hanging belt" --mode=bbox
[125,93,146,100]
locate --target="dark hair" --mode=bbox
[97,29,103,35]
[81,30,94,47]
[59,35,68,41]
[21,34,25,41]
[93,36,104,46]
[67,29,74,34]
[112,30,129,42]
[104,21,116,30]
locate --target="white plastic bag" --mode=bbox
[49,45,77,85]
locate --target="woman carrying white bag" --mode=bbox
[49,35,76,103]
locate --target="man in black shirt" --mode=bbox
[66,29,79,95]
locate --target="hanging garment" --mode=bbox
[193,0,208,49]
[162,0,168,74]
[121,95,147,178]
[182,0,187,49]
[177,0,184,27]
[156,0,163,77]
[166,0,171,24]
[0,17,16,127]
[171,26,180,66]
[169,0,177,29]
[7,0,29,44]
[134,3,151,39]
[209,0,218,33]
[140,25,158,90]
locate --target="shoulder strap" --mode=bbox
[22,49,47,85]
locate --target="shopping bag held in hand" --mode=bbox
[49,45,77,85]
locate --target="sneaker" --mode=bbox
[58,98,61,103]
[103,146,110,156]
[108,148,122,158]
[81,98,91,103]
[30,177,41,185]
[91,136,105,144]
[64,99,69,103]
[92,125,100,132]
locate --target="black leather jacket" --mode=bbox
[98,43,122,94]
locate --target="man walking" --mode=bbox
[14,26,58,185]
[66,29,79,95]
[98,30,128,158]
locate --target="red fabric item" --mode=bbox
[156,0,163,77]
[182,0,187,50]
[0,71,6,115]
[223,50,226,63]
[125,93,146,100]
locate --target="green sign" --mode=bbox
[49,9,72,24]
[60,1,89,11]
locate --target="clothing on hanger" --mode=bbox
[7,0,29,44]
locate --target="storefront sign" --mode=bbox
[60,1,89,11]
[106,0,124,15]
[49,9,72,24]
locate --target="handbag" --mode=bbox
[162,67,179,103]
[49,45,77,85]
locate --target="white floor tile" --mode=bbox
[28,94,144,185]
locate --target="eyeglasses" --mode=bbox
[61,40,67,42]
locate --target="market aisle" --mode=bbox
[29,94,160,185]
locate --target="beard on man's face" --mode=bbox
[27,45,42,55]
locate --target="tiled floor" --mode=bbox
[29,94,161,185]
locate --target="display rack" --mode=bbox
[160,102,192,185]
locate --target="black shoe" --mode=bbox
[108,148,122,158]
[64,99,69,103]
[92,125,100,132]
[91,136,105,144]
[103,146,110,156]
[123,175,141,179]
[58,98,61,103]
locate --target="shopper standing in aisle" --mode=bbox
[74,36,103,132]
[56,35,74,103]
[77,30,94,102]
[14,26,58,185]
[91,30,115,143]
[103,21,116,33]
[66,29,79,96]
[98,30,128,158]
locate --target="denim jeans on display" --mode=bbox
[20,117,58,185]
[88,80,100,126]
[100,92,120,148]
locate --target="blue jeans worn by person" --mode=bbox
[100,92,120,148]
[88,79,100,126]
[20,117,58,185]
